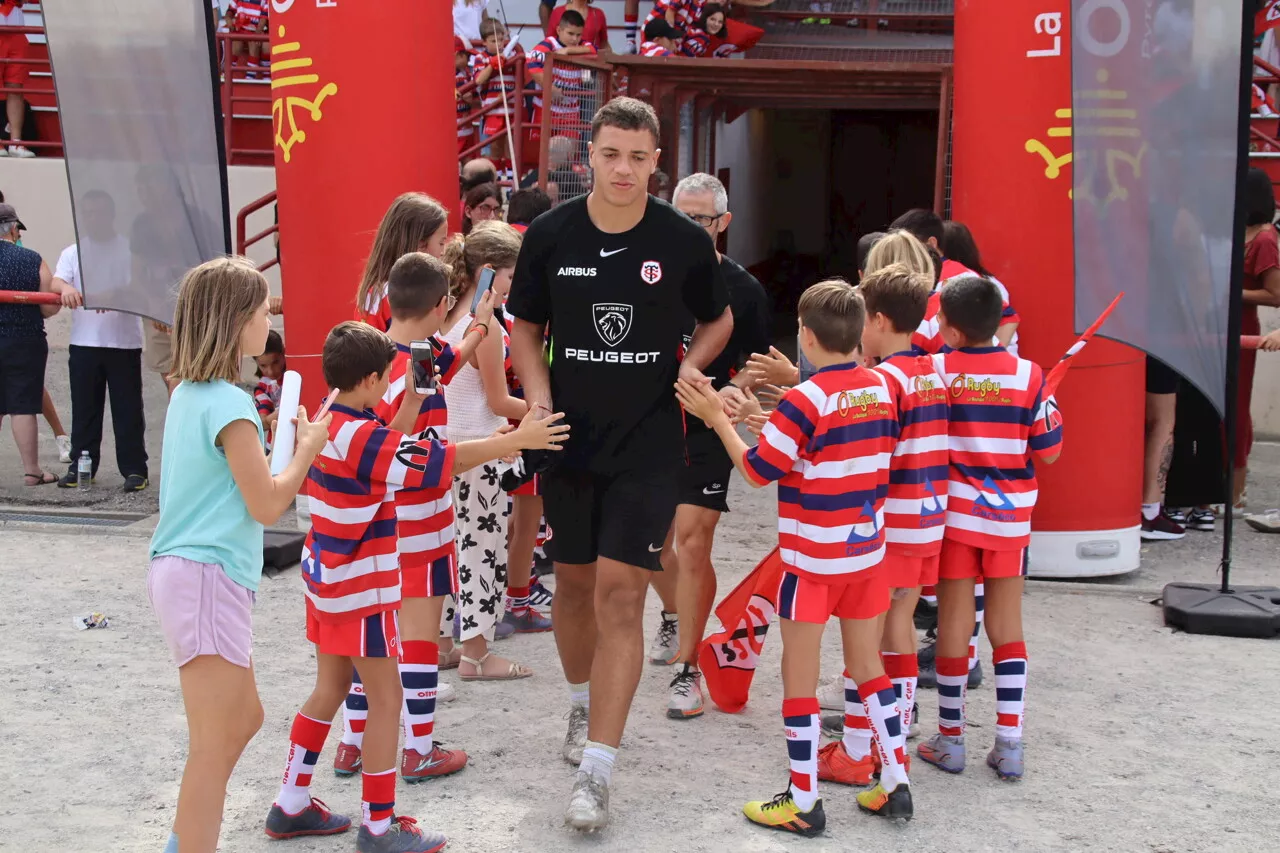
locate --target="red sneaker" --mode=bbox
[400,744,469,783]
[817,740,876,786]
[872,744,912,777]
[333,743,362,778]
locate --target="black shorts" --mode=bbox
[678,432,732,513]
[0,335,47,415]
[542,465,679,571]
[1146,355,1180,395]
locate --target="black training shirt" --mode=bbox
[507,194,729,474]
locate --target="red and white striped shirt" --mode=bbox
[526,37,597,124]
[874,352,950,557]
[229,0,266,31]
[301,405,457,623]
[911,260,1020,355]
[932,347,1063,551]
[639,41,674,57]
[744,363,899,581]
[645,0,701,28]
[469,50,518,116]
[457,65,476,139]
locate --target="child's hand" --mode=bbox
[728,387,763,424]
[744,412,768,438]
[718,384,747,412]
[263,410,280,431]
[489,424,520,462]
[472,288,496,328]
[294,406,331,460]
[746,347,799,387]
[754,383,785,412]
[512,407,570,451]
[675,377,728,427]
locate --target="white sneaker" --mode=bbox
[817,673,845,711]
[666,665,704,719]
[647,611,679,665]
[564,769,610,832]
[563,704,588,765]
[437,681,457,703]
[8,145,34,158]
[56,434,72,464]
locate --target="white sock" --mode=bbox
[569,680,590,708]
[1142,502,1160,521]
[579,740,618,784]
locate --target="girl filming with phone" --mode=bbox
[440,221,535,681]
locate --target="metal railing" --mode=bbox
[0,24,58,152]
[235,188,278,272]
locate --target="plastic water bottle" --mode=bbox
[77,451,91,490]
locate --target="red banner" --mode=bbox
[699,547,783,713]
[270,0,457,410]
[1258,0,1280,36]
[952,2,1143,558]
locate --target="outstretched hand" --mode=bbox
[512,406,570,451]
[675,377,728,428]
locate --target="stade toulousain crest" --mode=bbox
[593,303,633,346]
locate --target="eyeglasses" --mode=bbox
[474,202,501,216]
[687,212,724,228]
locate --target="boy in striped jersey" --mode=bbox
[526,11,597,141]
[265,321,566,853]
[817,263,949,787]
[676,280,913,834]
[334,253,495,781]
[917,276,1061,783]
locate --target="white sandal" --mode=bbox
[459,651,533,682]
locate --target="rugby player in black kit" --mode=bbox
[507,97,732,831]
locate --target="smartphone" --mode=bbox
[410,340,437,396]
[471,266,496,314]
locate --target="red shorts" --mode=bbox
[776,568,889,624]
[508,472,541,497]
[0,33,29,87]
[482,114,507,140]
[306,606,400,659]
[402,553,457,599]
[881,552,940,590]
[938,540,1027,581]
[457,132,475,156]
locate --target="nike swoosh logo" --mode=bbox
[702,487,726,495]
[600,248,627,258]
[647,544,663,552]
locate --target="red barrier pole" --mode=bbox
[0,290,59,304]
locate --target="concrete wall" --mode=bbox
[715,109,771,269]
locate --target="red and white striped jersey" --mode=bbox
[638,41,674,57]
[469,50,517,115]
[253,376,280,418]
[645,0,701,28]
[526,38,597,123]
[301,405,457,623]
[356,286,392,332]
[229,0,266,31]
[373,345,462,573]
[932,347,1063,551]
[743,363,899,582]
[457,65,476,138]
[873,351,950,557]
[911,259,1020,355]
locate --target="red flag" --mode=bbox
[1258,0,1280,36]
[698,547,784,713]
[1043,292,1124,397]
[719,19,764,55]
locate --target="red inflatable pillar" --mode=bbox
[269,0,457,411]
[951,1,1143,577]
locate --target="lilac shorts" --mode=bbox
[147,555,255,668]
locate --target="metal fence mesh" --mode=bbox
[528,55,607,204]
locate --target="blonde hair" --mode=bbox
[441,220,522,304]
[356,193,449,317]
[858,262,932,333]
[864,229,936,279]
[169,256,269,383]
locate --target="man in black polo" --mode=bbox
[507,96,732,831]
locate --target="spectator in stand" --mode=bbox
[681,3,727,57]
[454,0,491,46]
[640,18,683,56]
[52,191,149,492]
[0,2,34,157]
[546,0,612,53]
[941,220,1020,357]
[456,36,479,158]
[506,187,552,232]
[471,19,518,169]
[520,135,586,203]
[646,0,699,30]
[528,11,598,143]
[253,329,285,451]
[227,0,269,79]
[0,203,78,485]
[463,183,503,235]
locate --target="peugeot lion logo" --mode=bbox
[593,303,633,346]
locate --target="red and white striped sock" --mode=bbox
[624,13,639,50]
[882,652,918,731]
[921,584,937,606]
[400,640,438,755]
[859,675,909,790]
[361,768,396,835]
[936,656,969,737]
[506,585,530,613]
[275,713,330,814]
[840,670,872,760]
[992,641,1028,740]
[969,582,985,669]
[340,669,366,748]
[782,697,820,811]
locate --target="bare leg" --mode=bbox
[173,657,264,853]
[585,557,650,747]
[507,494,542,592]
[42,388,66,438]
[350,656,401,775]
[839,615,888,687]
[881,587,921,656]
[648,522,679,612]
[553,561,597,685]
[1143,392,1176,506]
[6,90,23,145]
[935,577,976,661]
[674,504,720,667]
[12,414,49,480]
[981,577,1024,649]
[778,619,824,698]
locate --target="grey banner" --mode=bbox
[1072,0,1241,414]
[44,0,229,325]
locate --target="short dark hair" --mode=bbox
[859,263,931,333]
[559,9,585,27]
[591,96,660,146]
[890,208,944,246]
[856,231,885,273]
[322,321,397,391]
[506,188,552,225]
[262,328,284,356]
[1246,166,1276,227]
[388,252,450,320]
[798,279,864,354]
[479,18,505,39]
[938,275,1003,344]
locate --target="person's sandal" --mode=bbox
[459,651,533,682]
[438,645,463,670]
[23,471,56,486]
